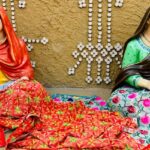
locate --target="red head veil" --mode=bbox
[0,7,34,80]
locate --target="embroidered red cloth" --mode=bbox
[0,80,144,149]
[0,127,6,147]
[143,145,150,150]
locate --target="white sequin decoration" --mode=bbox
[18,0,26,8]
[115,0,124,7]
[31,61,36,68]
[68,0,124,84]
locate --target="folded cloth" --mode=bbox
[0,127,6,147]
[142,145,150,150]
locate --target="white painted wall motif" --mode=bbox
[68,0,124,84]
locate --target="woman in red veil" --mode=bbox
[0,6,49,147]
[0,7,33,81]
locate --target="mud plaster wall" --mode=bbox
[1,0,149,88]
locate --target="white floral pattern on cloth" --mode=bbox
[108,85,150,146]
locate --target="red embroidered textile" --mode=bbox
[143,145,150,150]
[0,7,33,80]
[0,80,144,149]
[0,127,6,147]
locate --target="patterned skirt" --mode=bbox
[0,79,48,117]
[108,85,150,145]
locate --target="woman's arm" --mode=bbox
[122,40,150,90]
[136,78,150,90]
[122,40,142,88]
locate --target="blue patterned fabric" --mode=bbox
[0,81,14,90]
[51,94,109,110]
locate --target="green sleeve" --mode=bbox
[121,41,142,87]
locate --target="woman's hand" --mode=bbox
[137,78,150,90]
[20,76,29,80]
[145,80,150,90]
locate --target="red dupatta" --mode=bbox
[0,7,34,80]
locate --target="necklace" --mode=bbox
[142,33,150,43]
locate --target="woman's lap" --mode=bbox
[108,85,150,145]
[0,80,49,117]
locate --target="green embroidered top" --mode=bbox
[122,37,150,87]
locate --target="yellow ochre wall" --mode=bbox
[1,0,149,88]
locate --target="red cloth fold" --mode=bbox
[143,145,150,150]
[0,127,6,147]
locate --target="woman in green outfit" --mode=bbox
[108,7,150,145]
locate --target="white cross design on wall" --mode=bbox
[68,0,124,84]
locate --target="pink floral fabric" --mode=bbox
[108,85,150,146]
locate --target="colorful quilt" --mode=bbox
[4,101,144,149]
[0,82,144,149]
[0,81,144,150]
